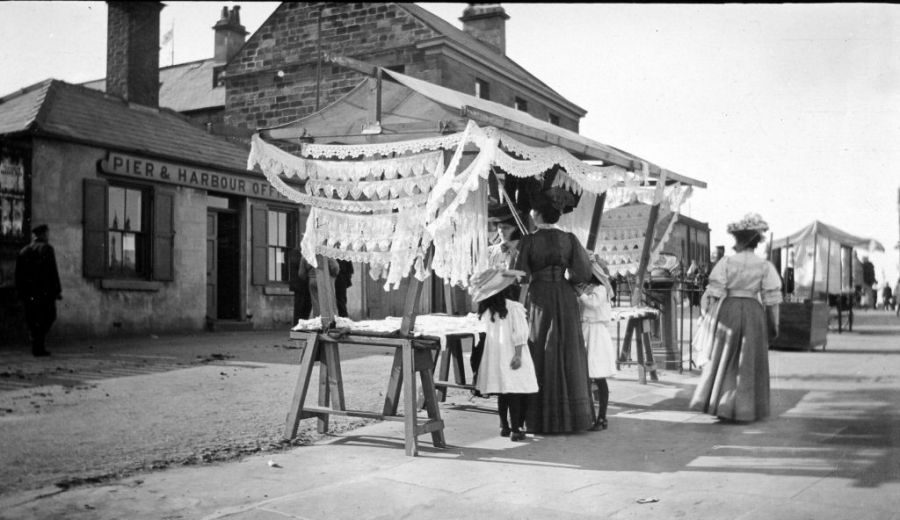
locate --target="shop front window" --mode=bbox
[0,153,26,240]
[267,208,297,283]
[107,185,149,277]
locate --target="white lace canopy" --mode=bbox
[248,121,693,289]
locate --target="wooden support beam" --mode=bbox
[633,171,668,305]
[585,191,607,252]
[323,53,378,76]
[400,245,434,335]
[402,339,418,456]
[284,332,319,440]
[315,254,337,330]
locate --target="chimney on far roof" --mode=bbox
[106,1,163,107]
[459,3,509,55]
[214,6,248,64]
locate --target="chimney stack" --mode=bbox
[213,6,248,64]
[106,2,162,107]
[459,3,509,55]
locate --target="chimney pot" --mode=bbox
[459,3,509,55]
[214,5,248,64]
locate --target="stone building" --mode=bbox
[0,3,304,342]
[222,3,585,133]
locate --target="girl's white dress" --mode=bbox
[475,300,539,395]
[578,285,618,379]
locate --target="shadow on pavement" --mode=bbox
[326,380,900,490]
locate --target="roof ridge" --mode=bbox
[31,79,240,141]
[0,79,55,133]
[0,78,53,104]
[395,3,584,114]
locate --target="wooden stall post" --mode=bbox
[584,192,607,252]
[627,172,666,383]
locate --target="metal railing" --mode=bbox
[610,273,706,373]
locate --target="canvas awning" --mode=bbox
[772,220,885,252]
[259,69,705,188]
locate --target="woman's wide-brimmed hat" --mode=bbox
[487,203,524,226]
[469,268,526,303]
[726,213,769,235]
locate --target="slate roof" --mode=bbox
[82,59,225,113]
[0,80,249,173]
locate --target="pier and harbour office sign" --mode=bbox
[99,152,292,202]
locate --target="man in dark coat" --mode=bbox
[334,260,354,318]
[15,224,62,356]
[287,248,312,324]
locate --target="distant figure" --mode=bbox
[895,279,900,317]
[334,260,354,318]
[298,255,340,317]
[690,213,781,423]
[712,245,726,268]
[881,283,894,311]
[861,257,876,310]
[15,224,62,357]
[287,248,311,324]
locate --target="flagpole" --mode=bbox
[170,20,175,66]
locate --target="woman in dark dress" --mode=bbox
[515,190,595,433]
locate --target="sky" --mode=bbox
[2,2,899,285]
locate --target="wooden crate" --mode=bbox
[772,301,829,350]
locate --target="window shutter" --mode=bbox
[251,204,267,285]
[152,187,175,281]
[83,178,108,278]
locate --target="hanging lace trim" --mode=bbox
[252,120,692,290]
[305,173,438,200]
[604,182,693,212]
[300,133,464,159]
[300,206,430,290]
[430,180,490,288]
[249,135,444,181]
[593,202,681,277]
[493,129,633,189]
[258,167,430,212]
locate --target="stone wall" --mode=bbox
[223,2,580,133]
[32,139,207,339]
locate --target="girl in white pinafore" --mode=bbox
[471,268,538,442]
[576,255,618,431]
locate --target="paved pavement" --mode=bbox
[1,312,899,520]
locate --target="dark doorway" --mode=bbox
[216,211,240,319]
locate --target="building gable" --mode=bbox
[222,3,585,134]
[224,3,445,131]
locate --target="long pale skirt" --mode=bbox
[689,297,770,422]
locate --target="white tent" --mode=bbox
[772,220,885,297]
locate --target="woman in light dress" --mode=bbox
[690,213,782,422]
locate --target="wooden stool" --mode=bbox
[284,330,446,456]
[616,316,658,384]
